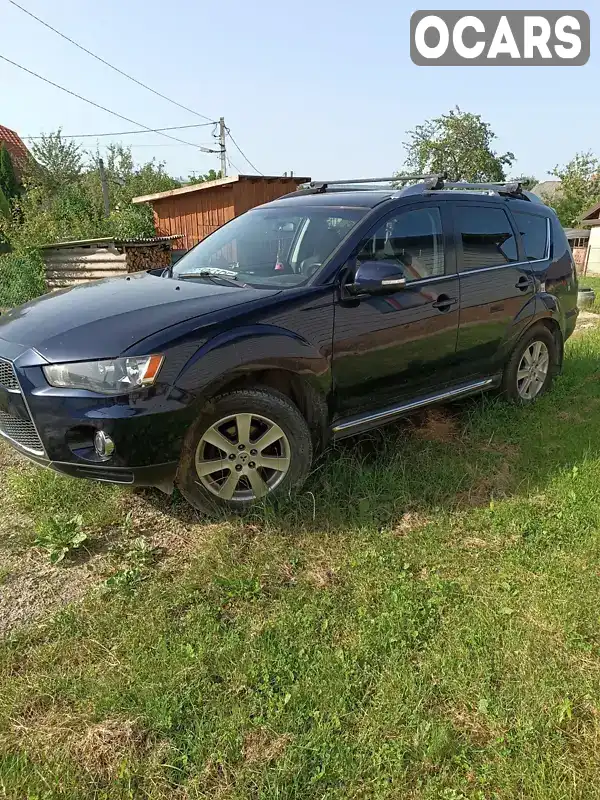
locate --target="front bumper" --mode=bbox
[15,449,178,493]
[0,339,195,491]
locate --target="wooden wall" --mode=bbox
[151,177,307,251]
[152,184,236,251]
[232,177,306,216]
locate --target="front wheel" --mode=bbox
[502,324,557,403]
[177,388,313,515]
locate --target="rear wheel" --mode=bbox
[177,388,313,514]
[502,324,557,403]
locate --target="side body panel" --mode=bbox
[451,198,536,380]
[330,202,461,416]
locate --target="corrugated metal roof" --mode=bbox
[40,235,183,250]
[564,228,590,239]
[132,174,311,205]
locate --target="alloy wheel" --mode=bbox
[517,340,550,400]
[195,412,291,501]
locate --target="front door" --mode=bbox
[451,202,535,378]
[332,203,460,416]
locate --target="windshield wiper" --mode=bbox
[177,270,247,288]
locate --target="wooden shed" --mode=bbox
[132,174,310,251]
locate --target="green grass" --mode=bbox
[2,327,600,797]
[578,275,600,313]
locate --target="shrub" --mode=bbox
[0,249,46,308]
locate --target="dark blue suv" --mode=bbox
[0,176,578,513]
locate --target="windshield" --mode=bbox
[172,206,367,288]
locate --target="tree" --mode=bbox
[27,129,83,192]
[511,175,538,191]
[402,107,515,182]
[0,144,19,201]
[187,168,223,184]
[548,152,600,227]
[0,186,10,219]
[3,137,181,248]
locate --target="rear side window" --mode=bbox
[513,212,549,261]
[455,206,518,270]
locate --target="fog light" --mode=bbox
[94,430,115,459]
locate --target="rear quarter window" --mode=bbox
[512,212,549,261]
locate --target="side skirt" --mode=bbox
[330,376,502,440]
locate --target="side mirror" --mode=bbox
[347,260,407,296]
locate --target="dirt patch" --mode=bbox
[456,459,513,508]
[242,728,293,765]
[479,441,520,458]
[573,311,600,335]
[446,705,499,747]
[461,537,489,549]
[5,711,153,780]
[409,408,459,443]
[392,511,430,536]
[304,563,338,588]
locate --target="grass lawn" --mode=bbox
[578,275,600,313]
[1,324,600,798]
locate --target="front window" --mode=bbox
[172,206,367,288]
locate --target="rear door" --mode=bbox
[332,201,460,416]
[452,201,534,378]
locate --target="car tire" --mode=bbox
[176,388,313,515]
[502,324,558,403]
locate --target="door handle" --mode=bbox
[432,295,457,312]
[515,276,532,291]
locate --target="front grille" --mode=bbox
[0,358,19,391]
[0,411,44,454]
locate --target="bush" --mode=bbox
[0,249,46,308]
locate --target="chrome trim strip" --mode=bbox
[0,428,45,457]
[402,273,457,287]
[332,378,494,434]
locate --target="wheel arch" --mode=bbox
[199,368,329,451]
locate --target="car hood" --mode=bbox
[0,271,278,362]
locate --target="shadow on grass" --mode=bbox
[132,329,600,536]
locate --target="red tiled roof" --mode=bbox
[0,124,29,176]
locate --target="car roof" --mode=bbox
[259,187,554,216]
[260,189,394,210]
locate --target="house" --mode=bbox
[578,202,600,276]
[564,229,590,271]
[531,180,562,203]
[0,124,30,179]
[132,174,310,252]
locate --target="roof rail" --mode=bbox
[294,174,440,195]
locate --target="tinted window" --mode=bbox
[455,206,518,270]
[173,206,366,287]
[513,212,548,261]
[357,207,445,282]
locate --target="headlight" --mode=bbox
[43,355,164,395]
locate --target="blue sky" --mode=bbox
[1,0,596,182]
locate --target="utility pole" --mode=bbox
[98,158,110,217]
[218,117,227,178]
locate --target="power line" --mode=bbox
[226,130,263,175]
[24,122,216,140]
[227,155,243,174]
[8,0,214,123]
[0,54,220,154]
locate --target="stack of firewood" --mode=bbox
[125,245,172,273]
